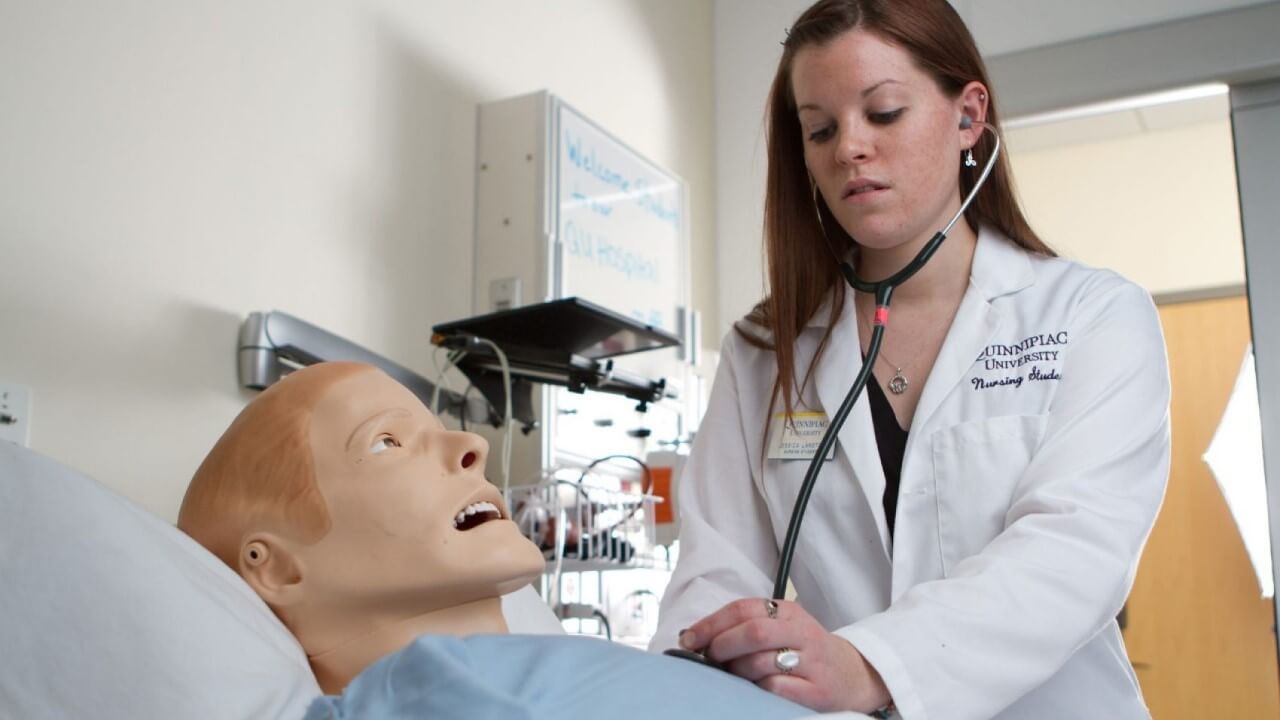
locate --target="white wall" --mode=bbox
[711,0,1274,340]
[0,0,714,521]
[1010,112,1245,295]
[711,0,808,339]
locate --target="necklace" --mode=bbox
[857,304,909,395]
[878,352,910,396]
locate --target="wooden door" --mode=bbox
[1122,295,1279,717]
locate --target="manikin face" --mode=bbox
[290,369,544,621]
[792,29,972,251]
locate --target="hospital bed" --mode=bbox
[0,440,869,719]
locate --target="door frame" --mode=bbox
[988,3,1280,662]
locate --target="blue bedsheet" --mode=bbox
[304,634,814,719]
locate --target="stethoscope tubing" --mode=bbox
[770,121,1002,600]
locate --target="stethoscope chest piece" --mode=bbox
[663,647,726,670]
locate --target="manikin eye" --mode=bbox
[370,435,401,454]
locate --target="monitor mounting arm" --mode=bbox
[237,311,497,426]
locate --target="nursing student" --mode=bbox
[650,1,1169,718]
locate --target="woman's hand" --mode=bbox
[678,598,891,713]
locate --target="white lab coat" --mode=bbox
[651,227,1169,720]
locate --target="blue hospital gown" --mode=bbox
[304,634,813,720]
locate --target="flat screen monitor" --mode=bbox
[431,297,680,361]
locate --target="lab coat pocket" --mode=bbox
[761,455,820,539]
[930,414,1048,576]
[761,451,853,553]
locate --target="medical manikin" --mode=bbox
[177,362,824,719]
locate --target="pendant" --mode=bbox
[888,369,908,395]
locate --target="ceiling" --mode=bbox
[952,0,1277,57]
[1005,88,1232,153]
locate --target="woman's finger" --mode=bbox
[757,673,830,710]
[705,616,801,665]
[724,644,812,683]
[680,597,787,651]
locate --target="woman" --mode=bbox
[650,1,1169,718]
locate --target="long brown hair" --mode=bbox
[742,0,1053,423]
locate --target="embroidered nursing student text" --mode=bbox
[969,332,1067,391]
[975,332,1069,370]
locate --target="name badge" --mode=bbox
[767,411,837,461]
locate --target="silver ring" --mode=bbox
[774,648,801,673]
[764,599,779,619]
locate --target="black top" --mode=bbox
[866,371,908,540]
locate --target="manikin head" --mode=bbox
[178,362,545,691]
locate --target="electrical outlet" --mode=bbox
[0,383,32,447]
[490,276,522,311]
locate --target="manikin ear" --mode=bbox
[238,533,306,610]
[957,80,990,151]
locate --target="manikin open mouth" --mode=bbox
[453,501,503,531]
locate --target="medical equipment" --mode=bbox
[474,93,698,538]
[511,455,665,569]
[239,307,678,504]
[430,297,679,428]
[645,449,686,546]
[510,476,661,570]
[237,310,495,426]
[433,299,679,502]
[665,117,1003,666]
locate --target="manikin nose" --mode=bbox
[443,430,488,472]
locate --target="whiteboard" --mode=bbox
[548,99,689,463]
[553,101,686,342]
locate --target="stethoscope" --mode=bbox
[666,114,1002,667]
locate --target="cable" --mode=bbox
[550,505,568,608]
[459,384,475,431]
[430,345,449,414]
[509,468,571,609]
[575,454,652,535]
[514,460,645,611]
[430,346,466,417]
[592,609,612,641]
[554,602,613,641]
[575,453,653,495]
[469,338,513,503]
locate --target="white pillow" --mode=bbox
[0,442,321,719]
[503,584,566,635]
[0,442,563,719]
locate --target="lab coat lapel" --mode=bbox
[810,288,893,561]
[909,227,1033,436]
[907,286,1000,437]
[802,229,1033,562]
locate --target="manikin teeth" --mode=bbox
[454,501,501,529]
